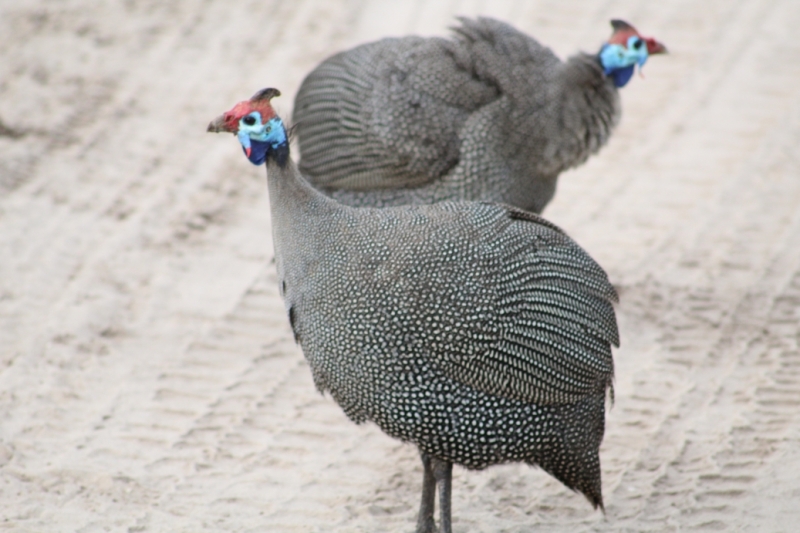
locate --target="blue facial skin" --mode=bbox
[599,35,650,88]
[236,112,288,166]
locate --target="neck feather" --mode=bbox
[266,154,339,226]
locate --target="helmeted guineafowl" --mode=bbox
[292,17,666,213]
[208,89,619,533]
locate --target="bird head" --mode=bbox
[207,87,288,166]
[599,19,666,88]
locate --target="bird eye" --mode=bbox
[632,38,642,50]
[243,116,256,126]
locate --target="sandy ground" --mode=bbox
[2,0,800,531]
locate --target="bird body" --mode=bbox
[209,90,619,530]
[293,17,665,212]
[272,191,615,489]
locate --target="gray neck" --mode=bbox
[514,52,619,178]
[266,156,342,277]
[266,157,325,216]
[554,52,620,133]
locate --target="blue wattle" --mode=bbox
[239,117,289,166]
[608,65,635,88]
[245,139,271,166]
[599,39,649,88]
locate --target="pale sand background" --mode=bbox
[2,1,800,531]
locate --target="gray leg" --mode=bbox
[432,457,453,533]
[415,453,437,533]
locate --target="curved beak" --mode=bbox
[207,114,235,133]
[646,38,668,55]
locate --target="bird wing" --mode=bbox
[293,201,617,407]
[292,17,560,192]
[406,203,618,405]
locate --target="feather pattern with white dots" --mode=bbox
[292,17,620,213]
[267,139,618,507]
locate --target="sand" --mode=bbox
[1,0,800,531]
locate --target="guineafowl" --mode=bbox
[293,17,666,213]
[208,89,619,532]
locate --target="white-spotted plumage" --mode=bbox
[293,17,623,213]
[261,116,618,516]
[211,89,620,530]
